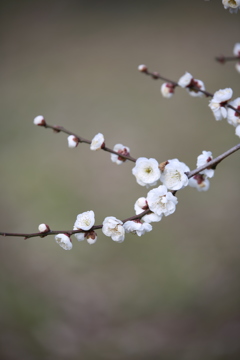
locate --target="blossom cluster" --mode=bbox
[30,37,240,251]
[34,147,216,250]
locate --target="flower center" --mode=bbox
[145,166,153,174]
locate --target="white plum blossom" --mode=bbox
[227,98,240,126]
[196,151,214,178]
[178,72,205,97]
[178,72,192,88]
[235,125,240,137]
[67,135,79,148]
[90,133,105,150]
[55,233,72,250]
[74,211,95,231]
[146,185,178,217]
[222,0,240,13]
[38,223,50,233]
[132,157,161,187]
[123,220,152,236]
[33,115,46,126]
[235,62,240,74]
[74,231,97,244]
[111,144,130,164]
[209,88,233,120]
[233,43,240,57]
[134,197,162,223]
[160,159,190,191]
[102,216,125,242]
[189,174,210,192]
[161,83,175,98]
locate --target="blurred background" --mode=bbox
[1,1,240,359]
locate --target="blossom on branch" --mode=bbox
[33,115,46,126]
[102,216,125,242]
[196,151,214,178]
[161,83,175,98]
[73,211,95,231]
[67,135,79,148]
[227,97,240,126]
[111,144,130,164]
[132,157,161,187]
[123,220,152,236]
[189,174,210,192]
[209,88,233,120]
[55,234,72,250]
[160,159,190,191]
[90,133,105,150]
[74,230,97,244]
[146,185,178,217]
[138,64,148,72]
[38,223,50,233]
[178,72,205,97]
[134,197,162,223]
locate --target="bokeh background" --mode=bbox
[1,1,240,359]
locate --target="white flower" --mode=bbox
[161,83,175,98]
[233,43,240,57]
[123,220,152,236]
[134,197,162,223]
[33,115,46,126]
[138,64,148,72]
[235,125,240,137]
[227,98,240,126]
[74,230,97,244]
[74,211,95,231]
[209,88,233,120]
[111,144,130,165]
[178,72,192,88]
[55,234,72,250]
[38,223,50,233]
[132,157,161,187]
[160,159,190,191]
[235,62,240,73]
[67,135,79,148]
[178,72,205,97]
[90,133,105,150]
[222,0,240,12]
[196,151,214,178]
[146,185,178,217]
[102,216,125,242]
[187,79,205,97]
[189,174,210,192]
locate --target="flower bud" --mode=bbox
[33,115,46,126]
[138,64,147,72]
[38,223,50,233]
[67,135,79,148]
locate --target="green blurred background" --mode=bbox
[1,1,240,359]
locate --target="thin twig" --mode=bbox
[215,55,240,64]
[45,123,137,162]
[140,67,240,115]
